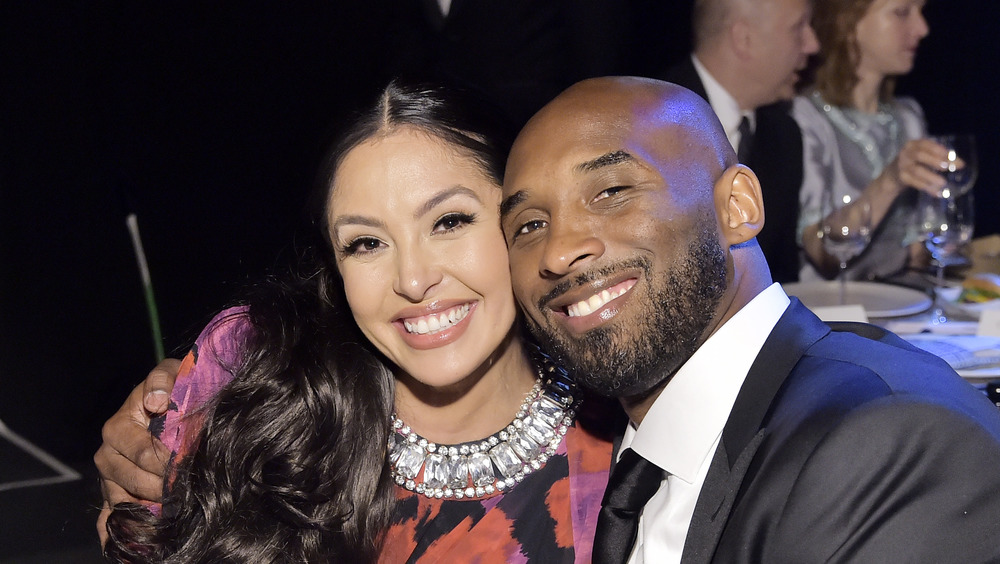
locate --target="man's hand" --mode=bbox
[95,358,180,545]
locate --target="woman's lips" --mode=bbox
[393,301,477,350]
[401,303,471,335]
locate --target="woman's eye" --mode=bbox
[593,186,628,203]
[433,212,477,233]
[342,237,384,256]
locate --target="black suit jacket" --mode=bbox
[679,300,1000,562]
[663,59,803,283]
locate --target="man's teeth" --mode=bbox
[567,287,630,318]
[403,304,470,335]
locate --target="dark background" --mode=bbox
[0,1,996,559]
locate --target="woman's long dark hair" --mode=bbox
[103,79,514,563]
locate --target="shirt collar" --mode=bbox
[621,283,790,483]
[691,54,754,153]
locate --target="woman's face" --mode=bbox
[855,0,929,78]
[328,127,517,388]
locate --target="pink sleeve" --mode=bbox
[150,306,252,504]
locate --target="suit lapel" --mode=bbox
[680,300,829,562]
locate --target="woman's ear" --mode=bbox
[714,164,764,246]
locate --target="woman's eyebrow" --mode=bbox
[414,185,482,219]
[330,215,385,236]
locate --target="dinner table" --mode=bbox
[782,235,1000,408]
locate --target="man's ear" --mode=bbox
[730,19,753,59]
[714,164,764,245]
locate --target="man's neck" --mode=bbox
[620,249,774,427]
[693,50,757,112]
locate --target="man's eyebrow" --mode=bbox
[500,190,527,220]
[576,150,636,173]
[415,185,481,219]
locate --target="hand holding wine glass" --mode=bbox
[932,134,977,198]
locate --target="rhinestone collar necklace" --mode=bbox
[388,357,580,501]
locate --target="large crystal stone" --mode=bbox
[490,442,523,479]
[510,429,541,461]
[447,456,470,489]
[532,396,564,428]
[423,453,447,489]
[389,434,403,464]
[523,415,555,445]
[395,443,425,479]
[467,452,496,487]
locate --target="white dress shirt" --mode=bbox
[691,55,754,154]
[618,283,790,564]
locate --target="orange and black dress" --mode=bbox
[380,419,612,563]
[153,308,613,563]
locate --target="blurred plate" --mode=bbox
[935,286,1000,320]
[783,281,932,318]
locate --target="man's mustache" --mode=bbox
[536,257,651,313]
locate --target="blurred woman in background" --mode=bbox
[794,0,951,281]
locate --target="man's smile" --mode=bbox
[566,279,637,318]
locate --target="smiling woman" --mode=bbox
[100,80,614,564]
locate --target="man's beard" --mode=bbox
[527,226,727,399]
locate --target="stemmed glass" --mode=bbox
[917,189,975,323]
[819,192,872,305]
[917,134,978,324]
[933,134,978,198]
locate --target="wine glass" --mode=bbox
[917,189,975,323]
[932,134,977,198]
[819,192,872,305]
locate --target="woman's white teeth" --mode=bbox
[567,287,626,318]
[403,304,470,335]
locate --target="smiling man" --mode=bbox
[501,76,1000,563]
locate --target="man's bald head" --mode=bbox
[509,77,736,208]
[501,76,769,400]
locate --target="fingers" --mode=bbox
[96,411,170,494]
[142,358,182,414]
[97,500,110,548]
[895,139,952,196]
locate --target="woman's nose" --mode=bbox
[392,247,444,302]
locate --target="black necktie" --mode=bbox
[593,448,665,564]
[737,115,754,163]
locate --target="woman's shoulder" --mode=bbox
[891,96,924,117]
[174,307,253,406]
[791,92,835,134]
[153,306,253,449]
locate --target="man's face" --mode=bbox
[501,84,729,399]
[746,0,820,105]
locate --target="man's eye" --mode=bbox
[593,186,628,203]
[517,219,547,236]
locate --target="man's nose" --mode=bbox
[538,222,605,279]
[802,23,820,55]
